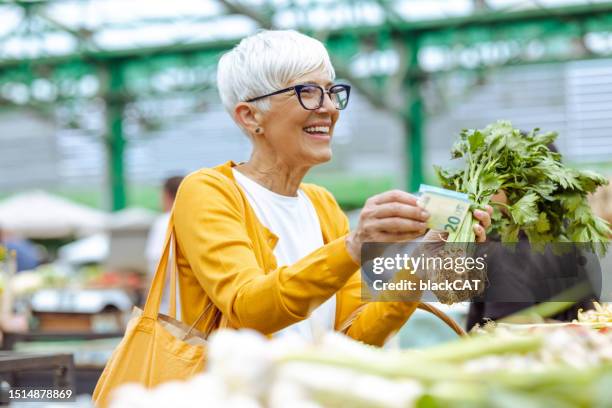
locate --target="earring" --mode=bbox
[255,127,261,134]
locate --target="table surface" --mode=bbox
[0,352,73,372]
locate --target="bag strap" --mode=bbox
[143,214,174,320]
[182,302,216,340]
[337,304,366,333]
[143,210,228,338]
[169,231,178,319]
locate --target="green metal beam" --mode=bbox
[325,1,612,38]
[400,2,612,32]
[2,2,612,69]
[0,38,237,69]
[104,62,127,211]
[404,36,424,192]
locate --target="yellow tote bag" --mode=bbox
[92,215,220,407]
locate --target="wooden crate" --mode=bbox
[33,311,123,333]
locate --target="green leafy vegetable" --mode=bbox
[435,120,611,254]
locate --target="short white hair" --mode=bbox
[217,30,336,116]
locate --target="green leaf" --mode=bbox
[528,182,556,201]
[467,129,485,154]
[574,203,593,225]
[559,193,582,212]
[479,172,502,193]
[534,130,558,147]
[505,229,521,245]
[500,220,521,243]
[591,215,611,238]
[570,225,590,242]
[575,170,609,193]
[486,120,514,137]
[451,139,467,159]
[524,228,553,252]
[434,165,462,190]
[510,193,539,225]
[535,212,550,233]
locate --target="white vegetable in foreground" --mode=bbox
[575,302,612,323]
[110,330,422,408]
[111,325,612,408]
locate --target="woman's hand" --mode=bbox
[345,190,430,263]
[422,205,493,243]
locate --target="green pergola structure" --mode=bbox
[1,1,612,210]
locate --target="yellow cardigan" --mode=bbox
[173,161,418,346]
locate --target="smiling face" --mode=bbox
[255,68,340,167]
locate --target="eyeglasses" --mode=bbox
[246,83,351,111]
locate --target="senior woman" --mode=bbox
[173,30,491,346]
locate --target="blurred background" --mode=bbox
[1,0,612,403]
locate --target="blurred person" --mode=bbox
[0,226,40,272]
[0,227,31,334]
[588,177,612,299]
[467,143,599,330]
[589,176,612,233]
[145,176,184,311]
[170,30,491,344]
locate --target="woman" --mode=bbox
[173,30,491,346]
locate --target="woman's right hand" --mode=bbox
[345,190,430,264]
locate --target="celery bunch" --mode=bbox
[435,121,611,254]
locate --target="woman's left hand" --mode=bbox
[472,205,493,243]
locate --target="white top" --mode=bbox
[233,168,336,341]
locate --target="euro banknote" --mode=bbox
[417,184,471,233]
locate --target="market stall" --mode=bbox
[0,203,154,398]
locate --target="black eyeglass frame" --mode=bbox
[245,83,351,110]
